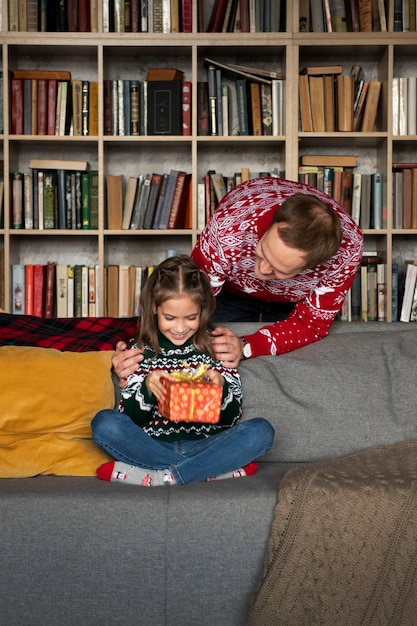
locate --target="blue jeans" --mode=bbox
[92,410,275,485]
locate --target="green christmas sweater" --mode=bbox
[120,334,243,442]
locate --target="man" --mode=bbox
[113,177,363,383]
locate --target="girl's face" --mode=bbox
[154,295,201,346]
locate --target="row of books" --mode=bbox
[339,257,417,324]
[200,58,285,136]
[204,0,283,32]
[392,76,417,136]
[11,159,98,231]
[11,70,97,137]
[301,0,387,32]
[339,257,386,323]
[10,256,417,323]
[103,75,189,136]
[299,64,381,133]
[392,163,417,230]
[11,261,155,319]
[107,170,192,230]
[299,167,384,230]
[197,168,283,227]
[10,67,190,137]
[7,0,193,33]
[10,158,192,231]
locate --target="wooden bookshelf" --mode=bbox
[0,1,416,321]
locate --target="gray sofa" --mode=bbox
[2,321,417,625]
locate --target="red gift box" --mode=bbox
[158,377,222,424]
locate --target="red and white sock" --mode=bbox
[206,462,258,481]
[96,461,175,486]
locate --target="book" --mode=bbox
[12,172,24,229]
[371,172,383,229]
[310,0,325,31]
[197,81,209,136]
[168,173,191,229]
[11,78,24,134]
[207,0,229,31]
[155,169,184,229]
[207,64,218,135]
[33,264,45,317]
[298,74,312,132]
[337,75,354,131]
[358,0,373,31]
[106,174,123,229]
[150,172,169,229]
[81,171,90,229]
[351,172,362,224]
[13,69,71,80]
[131,175,153,230]
[353,80,369,131]
[360,80,381,132]
[44,261,56,318]
[43,170,57,229]
[122,176,140,229]
[300,155,357,167]
[402,167,412,229]
[250,81,263,136]
[204,57,273,85]
[25,264,34,315]
[300,65,343,76]
[56,264,68,317]
[236,78,250,135]
[309,75,325,132]
[29,158,88,171]
[261,83,273,136]
[143,173,163,229]
[182,80,191,136]
[359,173,372,229]
[324,74,335,132]
[147,80,182,135]
[12,265,25,315]
[400,262,417,322]
[377,262,386,321]
[210,172,227,203]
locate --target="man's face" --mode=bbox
[254,225,308,281]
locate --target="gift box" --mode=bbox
[158,365,222,424]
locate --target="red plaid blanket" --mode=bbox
[0,313,139,352]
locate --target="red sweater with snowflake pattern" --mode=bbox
[191,177,364,357]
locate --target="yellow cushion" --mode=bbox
[0,346,114,477]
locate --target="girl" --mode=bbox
[92,255,274,487]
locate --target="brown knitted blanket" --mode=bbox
[247,440,417,626]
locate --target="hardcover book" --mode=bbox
[147,80,182,135]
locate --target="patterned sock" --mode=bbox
[96,461,176,486]
[206,462,258,482]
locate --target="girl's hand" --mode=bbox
[204,369,224,387]
[146,370,173,401]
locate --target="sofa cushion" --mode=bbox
[0,346,114,477]
[239,329,417,463]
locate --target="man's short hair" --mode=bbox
[271,193,342,267]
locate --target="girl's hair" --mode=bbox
[137,255,216,357]
[271,193,342,268]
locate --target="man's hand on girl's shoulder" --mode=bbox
[112,340,144,388]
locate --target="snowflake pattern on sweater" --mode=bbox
[191,177,364,357]
[120,335,242,441]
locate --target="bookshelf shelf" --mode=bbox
[0,1,416,321]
